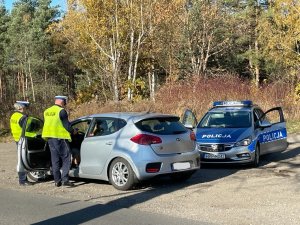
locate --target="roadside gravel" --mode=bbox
[1,134,300,225]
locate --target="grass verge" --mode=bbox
[286,120,300,134]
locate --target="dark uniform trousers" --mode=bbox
[48,138,71,183]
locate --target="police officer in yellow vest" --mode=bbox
[42,96,75,187]
[10,101,34,186]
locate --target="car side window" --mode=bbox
[87,118,126,137]
[72,120,91,135]
[135,117,187,135]
[263,109,283,124]
[254,109,264,128]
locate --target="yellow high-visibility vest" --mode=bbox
[25,117,39,138]
[10,112,24,142]
[42,105,71,141]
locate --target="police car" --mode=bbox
[182,100,288,166]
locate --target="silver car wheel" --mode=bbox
[112,162,129,186]
[27,171,49,182]
[109,158,136,191]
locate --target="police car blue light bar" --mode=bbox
[213,100,253,107]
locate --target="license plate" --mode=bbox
[172,162,191,170]
[204,153,225,159]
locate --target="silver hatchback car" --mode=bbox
[20,112,200,190]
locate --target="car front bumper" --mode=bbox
[199,145,255,164]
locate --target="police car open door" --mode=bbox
[257,107,288,154]
[19,116,51,172]
[181,109,198,130]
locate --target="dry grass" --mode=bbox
[69,76,300,133]
[2,76,299,139]
[155,76,298,120]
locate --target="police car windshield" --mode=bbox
[198,111,251,128]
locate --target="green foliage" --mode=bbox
[258,0,300,83]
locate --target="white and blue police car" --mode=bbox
[182,100,288,166]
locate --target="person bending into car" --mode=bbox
[42,96,76,187]
[10,101,34,186]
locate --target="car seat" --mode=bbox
[94,120,109,136]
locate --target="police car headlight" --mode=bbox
[235,137,252,146]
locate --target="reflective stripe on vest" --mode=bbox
[42,105,71,141]
[10,112,23,142]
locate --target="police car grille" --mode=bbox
[199,144,233,152]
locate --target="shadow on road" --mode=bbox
[260,145,300,167]
[31,137,300,224]
[31,166,238,225]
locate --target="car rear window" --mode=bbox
[135,117,187,135]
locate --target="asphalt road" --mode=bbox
[0,134,300,225]
[0,188,210,225]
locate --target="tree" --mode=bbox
[183,0,232,76]
[60,0,187,102]
[60,0,129,102]
[0,2,9,103]
[259,0,300,84]
[5,0,63,105]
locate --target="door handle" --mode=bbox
[106,142,113,145]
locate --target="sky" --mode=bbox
[3,0,67,11]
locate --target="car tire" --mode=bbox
[27,170,51,182]
[252,145,260,168]
[170,170,195,182]
[109,158,136,191]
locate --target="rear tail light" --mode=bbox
[146,162,161,173]
[130,134,162,145]
[190,131,196,141]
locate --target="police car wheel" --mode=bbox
[252,145,260,168]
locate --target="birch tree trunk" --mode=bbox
[28,58,36,102]
[255,39,260,87]
[111,1,120,102]
[127,30,134,100]
[148,57,155,101]
[127,0,134,100]
[254,5,260,87]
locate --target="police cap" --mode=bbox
[14,101,30,110]
[55,96,68,101]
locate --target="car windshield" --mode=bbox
[135,117,187,135]
[198,111,251,128]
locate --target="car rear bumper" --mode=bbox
[134,150,201,180]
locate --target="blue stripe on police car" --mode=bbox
[259,128,287,144]
[196,128,249,143]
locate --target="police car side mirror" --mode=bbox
[258,120,272,129]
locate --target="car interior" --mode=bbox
[24,117,51,170]
[70,118,126,167]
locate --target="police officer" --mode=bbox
[42,96,75,187]
[10,101,34,186]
